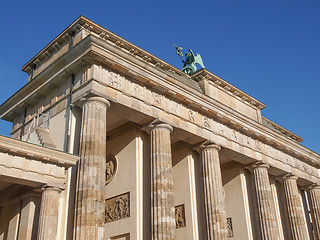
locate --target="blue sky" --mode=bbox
[0,0,319,153]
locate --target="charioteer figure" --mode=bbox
[172,43,205,75]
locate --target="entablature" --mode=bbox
[22,16,189,82]
[262,116,303,143]
[2,32,320,172]
[1,17,319,183]
[192,69,266,110]
[0,135,79,167]
[17,16,301,144]
[0,135,79,189]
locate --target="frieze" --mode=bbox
[218,122,225,136]
[274,149,280,161]
[99,67,319,179]
[255,139,263,152]
[209,120,219,135]
[267,146,273,156]
[132,83,144,99]
[303,163,308,172]
[188,109,196,123]
[231,130,238,142]
[107,71,123,89]
[243,135,251,147]
[170,101,181,116]
[152,92,162,107]
[203,116,211,129]
[105,192,130,223]
[285,155,293,165]
[295,159,302,169]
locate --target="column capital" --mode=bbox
[193,140,221,153]
[146,119,173,132]
[41,185,63,193]
[303,183,320,191]
[37,184,61,240]
[245,161,270,172]
[79,96,111,108]
[276,173,298,182]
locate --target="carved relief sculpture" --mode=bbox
[107,71,123,89]
[175,204,186,228]
[203,116,211,128]
[1,16,320,240]
[105,192,130,223]
[188,109,196,123]
[106,154,117,185]
[227,217,234,237]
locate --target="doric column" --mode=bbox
[149,121,175,240]
[198,142,228,240]
[279,174,309,239]
[74,96,110,240]
[19,192,41,240]
[37,186,62,240]
[307,185,320,239]
[247,162,279,240]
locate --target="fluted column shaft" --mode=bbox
[281,174,309,239]
[248,163,279,240]
[74,97,110,240]
[149,122,175,240]
[200,143,228,240]
[307,185,320,239]
[37,186,61,240]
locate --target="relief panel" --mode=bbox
[227,217,234,237]
[203,116,211,129]
[131,83,144,99]
[105,192,130,223]
[175,204,186,229]
[152,92,163,107]
[106,154,117,185]
[110,233,130,240]
[107,71,123,89]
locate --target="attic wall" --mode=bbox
[11,77,73,151]
[206,81,260,121]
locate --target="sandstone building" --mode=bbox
[0,16,319,240]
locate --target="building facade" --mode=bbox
[0,16,319,240]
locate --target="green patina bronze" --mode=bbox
[172,43,205,75]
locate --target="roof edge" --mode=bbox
[191,69,266,110]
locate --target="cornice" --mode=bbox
[191,69,266,110]
[82,39,320,167]
[22,20,76,74]
[4,18,319,169]
[3,33,320,168]
[22,16,190,80]
[262,116,303,143]
[0,35,93,121]
[0,135,79,167]
[78,43,320,167]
